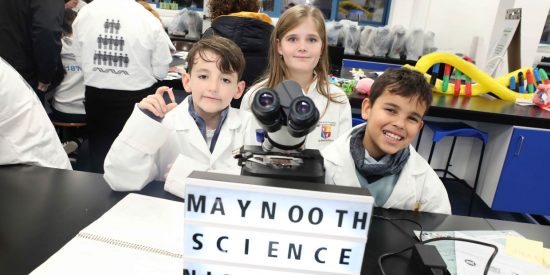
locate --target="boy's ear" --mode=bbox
[418,120,424,131]
[233,80,246,99]
[361,98,371,120]
[182,73,192,94]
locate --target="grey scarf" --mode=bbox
[350,126,410,183]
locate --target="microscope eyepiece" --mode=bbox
[250,80,320,151]
[252,88,282,133]
[258,92,276,107]
[287,97,319,138]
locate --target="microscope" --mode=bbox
[235,80,325,183]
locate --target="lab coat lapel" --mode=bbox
[210,108,241,163]
[384,169,415,208]
[383,146,425,209]
[173,99,211,158]
[322,128,361,187]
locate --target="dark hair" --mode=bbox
[186,36,245,79]
[369,67,433,114]
[208,0,259,20]
[62,9,77,34]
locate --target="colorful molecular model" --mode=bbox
[405,52,543,101]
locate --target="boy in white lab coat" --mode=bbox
[104,36,256,198]
[322,68,451,214]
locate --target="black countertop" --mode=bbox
[349,92,550,129]
[2,165,550,275]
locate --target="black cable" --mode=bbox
[378,245,414,275]
[378,237,499,275]
[373,214,424,243]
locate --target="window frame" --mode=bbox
[153,0,391,26]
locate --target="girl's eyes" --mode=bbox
[285,36,320,43]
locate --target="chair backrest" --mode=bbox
[424,121,488,144]
[352,117,366,127]
[51,121,87,128]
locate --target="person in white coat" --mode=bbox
[0,57,72,170]
[104,37,256,198]
[240,5,352,151]
[52,9,85,122]
[72,0,173,173]
[322,68,451,215]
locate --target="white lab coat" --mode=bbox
[321,124,451,215]
[240,79,352,150]
[72,0,172,90]
[103,97,257,198]
[53,36,85,115]
[0,58,72,170]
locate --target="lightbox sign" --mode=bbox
[182,172,374,274]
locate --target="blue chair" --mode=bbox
[352,117,366,126]
[416,120,488,215]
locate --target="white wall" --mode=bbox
[388,0,511,71]
[388,0,550,73]
[387,0,415,27]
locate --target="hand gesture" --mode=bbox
[37,82,50,92]
[65,0,79,9]
[138,86,177,118]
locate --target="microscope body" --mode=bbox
[237,80,325,183]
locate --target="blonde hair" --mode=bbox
[255,5,342,115]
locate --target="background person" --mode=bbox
[203,0,273,108]
[0,0,65,108]
[52,9,86,156]
[72,0,172,173]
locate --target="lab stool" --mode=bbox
[416,121,488,215]
[352,117,366,127]
[51,120,87,142]
[51,119,87,166]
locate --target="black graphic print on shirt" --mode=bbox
[93,18,128,75]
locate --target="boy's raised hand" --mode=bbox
[138,86,178,118]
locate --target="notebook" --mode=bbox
[31,194,184,275]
